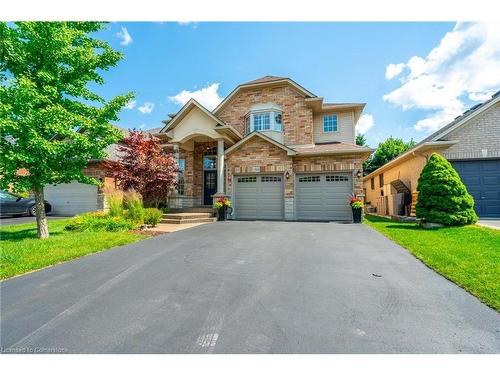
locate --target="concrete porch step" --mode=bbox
[170,207,214,214]
[163,212,214,220]
[161,217,217,224]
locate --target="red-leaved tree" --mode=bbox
[105,130,178,207]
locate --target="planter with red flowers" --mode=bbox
[214,197,232,221]
[349,195,364,223]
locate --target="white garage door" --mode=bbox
[296,173,352,221]
[44,181,99,216]
[234,175,284,220]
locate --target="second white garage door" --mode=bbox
[234,175,284,220]
[44,181,99,216]
[296,173,353,221]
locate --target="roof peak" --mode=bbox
[244,75,288,85]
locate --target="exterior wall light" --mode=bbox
[285,170,290,180]
[356,169,362,179]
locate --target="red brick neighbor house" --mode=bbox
[149,76,373,221]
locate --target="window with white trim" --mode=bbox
[244,110,283,135]
[323,114,338,132]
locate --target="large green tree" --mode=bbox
[0,22,133,238]
[416,153,477,226]
[355,133,367,146]
[363,136,416,174]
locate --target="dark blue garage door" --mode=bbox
[451,159,500,218]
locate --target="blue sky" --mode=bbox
[94,22,500,147]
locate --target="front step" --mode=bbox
[161,212,216,224]
[161,217,217,224]
[171,207,214,214]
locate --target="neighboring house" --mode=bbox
[152,76,373,221]
[363,91,500,219]
[43,129,127,216]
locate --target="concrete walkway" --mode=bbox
[1,221,498,353]
[477,219,500,230]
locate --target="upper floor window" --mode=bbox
[323,114,338,133]
[253,112,270,131]
[244,110,283,135]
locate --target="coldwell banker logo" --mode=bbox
[1,346,67,353]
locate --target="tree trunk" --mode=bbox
[33,186,49,239]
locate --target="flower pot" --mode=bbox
[217,206,227,221]
[352,207,362,223]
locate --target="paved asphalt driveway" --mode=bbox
[1,221,499,354]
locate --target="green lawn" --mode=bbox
[364,215,500,311]
[0,219,147,280]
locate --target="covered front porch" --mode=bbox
[154,99,242,209]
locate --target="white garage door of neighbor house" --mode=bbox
[296,173,353,221]
[44,181,99,216]
[234,175,284,220]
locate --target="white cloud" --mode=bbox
[385,63,405,79]
[168,83,224,110]
[356,114,375,135]
[138,102,155,114]
[383,22,500,132]
[124,100,136,109]
[116,27,133,46]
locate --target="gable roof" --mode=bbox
[224,131,297,156]
[213,76,317,114]
[159,98,226,133]
[362,90,500,181]
[244,75,287,85]
[419,90,500,144]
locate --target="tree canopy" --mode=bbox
[355,133,367,146]
[416,153,477,226]
[0,22,133,237]
[364,136,416,174]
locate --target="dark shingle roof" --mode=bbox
[418,90,500,144]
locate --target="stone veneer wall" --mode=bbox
[84,162,113,211]
[216,85,314,145]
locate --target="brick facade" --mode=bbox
[216,85,314,145]
[441,103,500,160]
[225,137,294,196]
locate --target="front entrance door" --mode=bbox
[203,170,217,205]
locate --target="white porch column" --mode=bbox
[216,138,225,194]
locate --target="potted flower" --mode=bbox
[214,197,232,221]
[349,194,363,223]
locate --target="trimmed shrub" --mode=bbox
[144,208,163,227]
[65,212,136,232]
[104,186,124,217]
[123,189,145,223]
[416,153,478,226]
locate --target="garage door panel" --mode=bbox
[44,181,98,216]
[296,173,352,221]
[235,175,283,220]
[452,160,500,218]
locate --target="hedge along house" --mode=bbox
[363,91,500,219]
[152,76,373,221]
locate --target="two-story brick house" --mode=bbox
[154,76,372,221]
